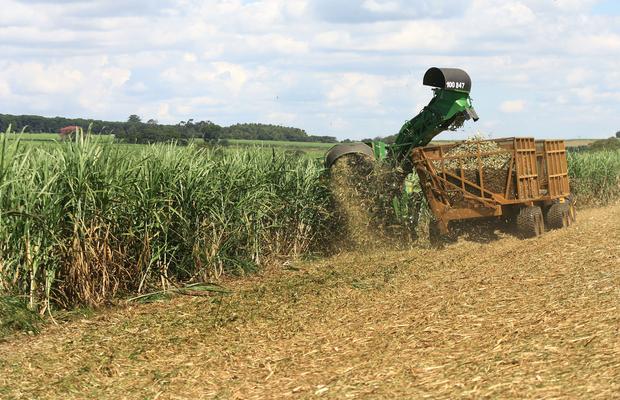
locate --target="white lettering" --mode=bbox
[446,81,466,90]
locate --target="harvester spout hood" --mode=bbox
[423,67,472,93]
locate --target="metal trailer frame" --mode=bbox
[411,137,572,234]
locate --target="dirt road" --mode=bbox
[1,205,619,399]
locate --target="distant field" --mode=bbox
[2,133,334,158]
[9,132,114,143]
[227,139,334,157]
[4,133,598,158]
[228,139,334,148]
[565,139,596,147]
[11,133,60,141]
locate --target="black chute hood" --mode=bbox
[423,67,472,93]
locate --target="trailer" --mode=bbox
[411,137,576,237]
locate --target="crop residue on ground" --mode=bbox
[1,204,617,399]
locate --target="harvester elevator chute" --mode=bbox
[325,67,479,168]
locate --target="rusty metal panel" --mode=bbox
[543,140,570,197]
[513,137,539,200]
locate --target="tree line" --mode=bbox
[0,113,338,144]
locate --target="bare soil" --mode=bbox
[1,205,618,399]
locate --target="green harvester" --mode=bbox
[325,67,478,168]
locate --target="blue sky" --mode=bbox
[1,0,619,140]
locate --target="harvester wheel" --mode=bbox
[517,206,545,238]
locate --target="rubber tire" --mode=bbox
[517,206,545,238]
[547,202,571,229]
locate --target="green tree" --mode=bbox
[590,137,620,151]
[127,115,142,124]
[200,121,223,143]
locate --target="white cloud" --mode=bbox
[246,34,309,55]
[362,21,458,52]
[362,1,400,13]
[0,80,10,96]
[470,1,536,26]
[6,62,84,94]
[183,53,198,63]
[569,33,620,54]
[314,30,353,48]
[266,112,298,125]
[500,100,526,113]
[564,68,590,85]
[0,1,49,27]
[326,73,401,108]
[157,103,172,120]
[313,0,469,23]
[0,0,619,138]
[101,67,131,87]
[161,62,253,97]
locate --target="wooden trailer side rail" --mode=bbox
[542,140,570,198]
[513,137,540,200]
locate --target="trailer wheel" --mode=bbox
[546,202,571,229]
[517,206,545,238]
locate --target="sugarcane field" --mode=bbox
[1,1,620,399]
